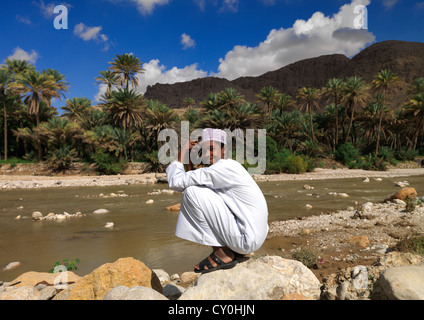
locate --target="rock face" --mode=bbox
[64,257,162,300]
[144,40,424,109]
[7,271,81,288]
[104,285,168,300]
[178,256,321,300]
[373,266,424,300]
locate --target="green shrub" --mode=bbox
[91,149,126,175]
[283,154,308,174]
[334,142,359,167]
[46,145,78,172]
[395,148,418,161]
[291,248,318,268]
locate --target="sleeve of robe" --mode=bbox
[166,159,245,192]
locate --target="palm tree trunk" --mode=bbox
[36,113,42,161]
[308,104,316,142]
[344,102,355,144]
[334,94,339,148]
[375,106,385,157]
[2,94,7,161]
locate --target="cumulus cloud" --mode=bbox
[181,33,196,49]
[33,0,72,18]
[382,0,398,10]
[220,0,239,12]
[214,0,375,80]
[95,59,208,101]
[74,23,110,51]
[6,47,39,64]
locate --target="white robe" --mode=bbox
[166,159,269,254]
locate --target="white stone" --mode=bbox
[93,209,109,214]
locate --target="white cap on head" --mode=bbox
[201,128,227,145]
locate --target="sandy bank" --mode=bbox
[1,167,424,190]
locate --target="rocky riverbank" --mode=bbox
[1,166,424,190]
[1,187,424,300]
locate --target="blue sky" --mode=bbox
[1,0,423,110]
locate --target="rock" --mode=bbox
[299,228,311,236]
[7,271,80,288]
[31,211,43,221]
[93,209,109,214]
[385,187,417,202]
[104,222,114,228]
[0,286,40,300]
[163,283,186,300]
[15,215,21,219]
[178,256,321,300]
[146,199,154,204]
[64,257,162,300]
[153,269,170,286]
[280,293,309,300]
[305,204,313,209]
[3,261,21,271]
[349,235,370,248]
[303,184,314,190]
[392,199,406,205]
[372,266,424,300]
[104,285,168,300]
[179,271,200,283]
[338,193,349,197]
[39,286,57,300]
[165,203,181,211]
[362,177,370,183]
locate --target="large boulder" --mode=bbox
[6,271,81,288]
[104,286,168,300]
[64,257,162,300]
[384,187,417,202]
[178,256,321,300]
[372,266,424,300]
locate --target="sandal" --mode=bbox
[194,252,237,274]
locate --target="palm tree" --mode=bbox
[372,69,400,156]
[144,100,179,151]
[403,92,424,150]
[0,59,35,160]
[201,93,219,111]
[108,53,144,90]
[102,88,145,161]
[61,97,92,122]
[0,69,12,160]
[217,88,245,110]
[341,76,371,144]
[275,93,296,112]
[323,78,344,147]
[95,70,120,99]
[11,70,62,160]
[42,69,69,108]
[256,86,280,116]
[183,97,196,112]
[297,87,321,142]
[408,77,424,95]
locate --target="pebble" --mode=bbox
[3,261,21,271]
[146,199,154,204]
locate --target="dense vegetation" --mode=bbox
[0,54,423,174]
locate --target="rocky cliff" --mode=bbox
[144,40,424,109]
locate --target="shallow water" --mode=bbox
[1,174,423,281]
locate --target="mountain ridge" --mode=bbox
[144,40,424,109]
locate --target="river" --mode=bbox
[1,174,423,281]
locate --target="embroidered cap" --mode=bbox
[201,128,227,145]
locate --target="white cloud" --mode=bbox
[74,23,110,51]
[181,33,196,49]
[125,0,171,15]
[214,0,375,80]
[95,59,208,101]
[382,0,398,9]
[33,0,72,18]
[6,47,39,64]
[220,0,239,12]
[16,15,32,25]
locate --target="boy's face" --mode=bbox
[202,140,226,165]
